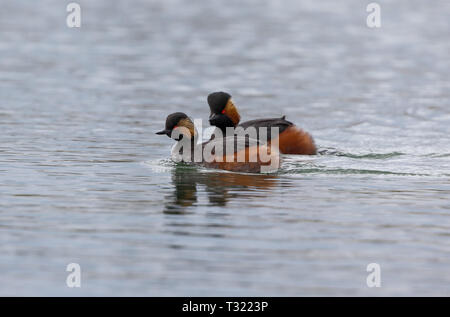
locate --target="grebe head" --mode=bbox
[156,112,196,141]
[207,92,241,131]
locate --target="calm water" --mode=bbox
[1,0,449,296]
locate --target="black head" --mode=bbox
[208,92,231,115]
[156,112,195,141]
[207,91,239,131]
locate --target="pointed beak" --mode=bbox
[156,129,171,136]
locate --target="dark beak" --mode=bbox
[156,129,171,136]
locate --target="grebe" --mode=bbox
[156,112,280,173]
[207,92,317,155]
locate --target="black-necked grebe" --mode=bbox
[207,91,317,155]
[156,112,280,173]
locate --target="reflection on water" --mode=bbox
[164,165,278,212]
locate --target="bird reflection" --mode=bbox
[163,165,278,214]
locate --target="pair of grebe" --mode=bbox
[156,92,316,173]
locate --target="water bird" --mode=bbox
[207,91,317,155]
[156,112,280,173]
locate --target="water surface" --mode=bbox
[1,0,449,296]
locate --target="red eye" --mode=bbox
[221,110,226,114]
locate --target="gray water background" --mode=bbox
[0,0,449,296]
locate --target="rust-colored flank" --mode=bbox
[275,125,317,155]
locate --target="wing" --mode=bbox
[202,135,259,155]
[238,116,294,141]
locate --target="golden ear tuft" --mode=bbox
[224,99,241,126]
[177,118,197,138]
